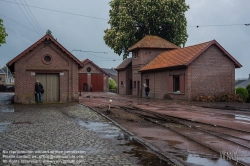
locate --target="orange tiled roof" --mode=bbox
[140,40,242,71]
[115,58,132,71]
[128,35,179,52]
[7,34,84,72]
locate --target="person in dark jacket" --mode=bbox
[145,85,150,98]
[35,80,43,103]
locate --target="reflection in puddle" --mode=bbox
[118,134,171,166]
[78,121,120,138]
[0,122,12,133]
[184,154,233,166]
[235,114,250,121]
[117,133,133,141]
[235,114,250,124]
[1,109,14,113]
[78,120,172,165]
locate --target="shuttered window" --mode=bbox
[169,75,185,93]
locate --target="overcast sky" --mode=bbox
[0,0,249,79]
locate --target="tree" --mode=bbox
[109,78,117,90]
[0,18,8,46]
[104,0,189,59]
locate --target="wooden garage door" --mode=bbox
[79,73,87,92]
[36,74,60,102]
[91,74,103,92]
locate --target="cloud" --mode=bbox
[0,0,249,78]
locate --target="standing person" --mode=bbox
[35,80,44,103]
[145,85,150,98]
[90,84,92,92]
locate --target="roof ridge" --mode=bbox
[184,40,215,48]
[7,34,84,72]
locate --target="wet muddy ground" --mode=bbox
[0,92,173,165]
[80,92,250,166]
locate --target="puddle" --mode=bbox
[184,154,234,166]
[119,134,171,166]
[78,121,172,165]
[235,115,250,124]
[0,122,12,133]
[235,114,250,122]
[1,109,14,113]
[78,121,122,138]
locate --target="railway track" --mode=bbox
[119,106,250,166]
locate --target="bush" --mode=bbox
[194,93,244,103]
[235,87,249,102]
[109,78,117,89]
[246,84,250,102]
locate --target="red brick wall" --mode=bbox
[117,64,132,95]
[14,41,80,103]
[141,69,187,100]
[78,63,109,92]
[187,45,235,99]
[132,48,166,96]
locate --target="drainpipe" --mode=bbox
[6,68,9,85]
[140,71,142,97]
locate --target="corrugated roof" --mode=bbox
[235,80,247,86]
[115,58,132,71]
[128,35,179,52]
[140,40,242,72]
[101,68,117,77]
[2,69,13,76]
[235,79,250,88]
[0,69,6,74]
[7,34,84,72]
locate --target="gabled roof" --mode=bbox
[0,69,6,74]
[115,58,132,71]
[235,79,247,86]
[128,35,179,52]
[7,34,84,72]
[101,68,117,77]
[235,79,250,88]
[3,69,13,77]
[140,40,242,72]
[81,59,110,77]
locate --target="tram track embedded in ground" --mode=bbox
[119,105,250,166]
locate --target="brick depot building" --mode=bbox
[7,34,83,104]
[116,36,242,100]
[78,59,110,92]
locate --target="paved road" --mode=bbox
[0,93,140,166]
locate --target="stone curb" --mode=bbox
[79,103,184,166]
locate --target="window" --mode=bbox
[0,77,2,81]
[87,67,91,72]
[134,51,138,59]
[44,55,51,62]
[121,81,123,86]
[134,81,136,89]
[42,54,52,64]
[173,75,180,92]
